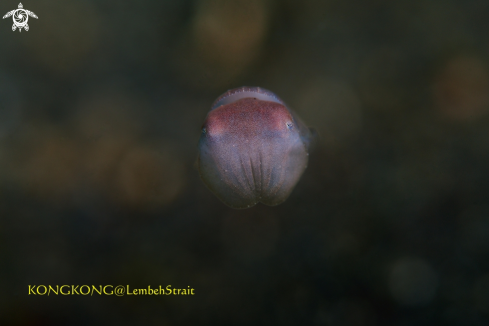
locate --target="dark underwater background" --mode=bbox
[1,0,489,325]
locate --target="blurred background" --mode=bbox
[1,0,489,325]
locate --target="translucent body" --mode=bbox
[198,87,313,209]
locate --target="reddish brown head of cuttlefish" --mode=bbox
[203,97,294,138]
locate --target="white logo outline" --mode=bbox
[3,3,38,32]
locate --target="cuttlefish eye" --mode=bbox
[197,86,314,209]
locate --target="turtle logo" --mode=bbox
[3,3,38,32]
